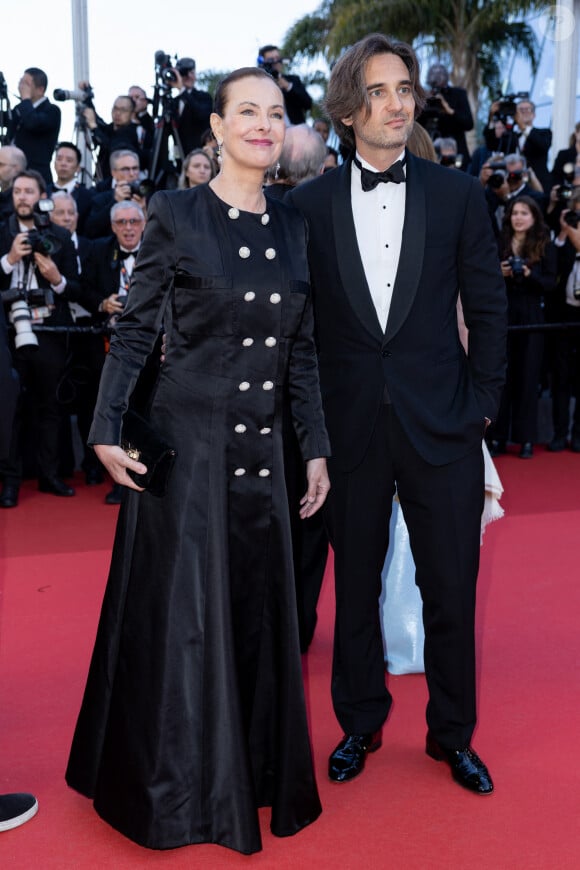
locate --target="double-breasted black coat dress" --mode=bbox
[65,184,330,855]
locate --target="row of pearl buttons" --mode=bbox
[234,424,271,434]
[242,337,277,347]
[244,291,281,303]
[239,381,274,391]
[234,468,271,477]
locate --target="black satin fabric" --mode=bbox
[65,187,329,854]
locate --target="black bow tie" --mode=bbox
[117,248,137,260]
[354,157,406,191]
[53,186,68,193]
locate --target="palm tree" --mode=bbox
[283,0,542,124]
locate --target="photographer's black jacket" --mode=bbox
[8,98,61,186]
[282,75,312,125]
[0,216,80,325]
[417,86,473,161]
[172,88,213,154]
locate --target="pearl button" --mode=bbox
[261,213,270,225]
[262,380,274,391]
[265,248,276,260]
[234,424,247,433]
[244,291,255,301]
[258,469,271,478]
[269,292,281,304]
[228,207,240,220]
[238,381,250,391]
[260,427,272,435]
[242,337,254,347]
[234,468,246,476]
[239,246,250,259]
[265,337,277,347]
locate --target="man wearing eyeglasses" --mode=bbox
[81,199,147,503]
[84,150,147,239]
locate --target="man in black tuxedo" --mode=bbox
[168,58,213,156]
[8,68,61,186]
[496,100,552,193]
[0,170,80,506]
[48,142,95,235]
[288,34,506,794]
[83,95,143,179]
[259,46,313,125]
[417,63,473,166]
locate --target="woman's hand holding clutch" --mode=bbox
[94,444,148,492]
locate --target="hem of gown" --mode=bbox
[270,806,322,839]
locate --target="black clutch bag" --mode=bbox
[121,409,177,497]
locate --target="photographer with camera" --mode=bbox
[84,149,150,239]
[488,197,556,459]
[546,188,580,452]
[545,160,580,234]
[0,170,80,507]
[7,68,61,187]
[82,93,143,180]
[258,45,313,125]
[493,99,552,193]
[551,122,580,188]
[416,63,473,166]
[165,57,212,156]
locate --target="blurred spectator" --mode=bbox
[177,148,215,189]
[7,68,61,186]
[83,94,143,179]
[323,146,339,172]
[0,170,80,507]
[265,123,326,200]
[467,118,506,177]
[0,145,27,222]
[417,63,473,165]
[48,142,95,234]
[169,58,213,156]
[84,150,148,239]
[551,121,580,187]
[495,100,552,193]
[433,136,462,169]
[313,118,331,142]
[258,45,313,124]
[488,197,556,459]
[547,188,580,452]
[128,85,155,153]
[407,124,438,162]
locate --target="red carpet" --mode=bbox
[1,449,580,868]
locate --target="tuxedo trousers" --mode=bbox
[325,404,484,750]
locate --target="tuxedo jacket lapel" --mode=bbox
[332,161,383,341]
[384,152,426,343]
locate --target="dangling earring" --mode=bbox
[274,161,280,180]
[216,141,223,163]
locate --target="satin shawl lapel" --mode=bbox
[384,151,426,343]
[332,160,383,341]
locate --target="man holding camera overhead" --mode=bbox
[0,170,79,507]
[258,45,313,125]
[168,57,212,155]
[8,68,61,186]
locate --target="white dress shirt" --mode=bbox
[350,150,406,332]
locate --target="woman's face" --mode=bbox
[212,75,285,172]
[186,154,213,186]
[510,202,535,234]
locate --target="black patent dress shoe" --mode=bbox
[328,731,382,783]
[488,439,506,457]
[105,483,123,505]
[519,442,533,459]
[38,476,75,497]
[426,733,494,795]
[547,436,567,452]
[0,484,20,508]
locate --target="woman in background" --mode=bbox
[177,147,215,189]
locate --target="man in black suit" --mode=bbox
[417,63,473,165]
[288,33,506,794]
[48,142,95,235]
[259,46,313,125]
[8,68,61,186]
[84,150,147,239]
[168,58,213,156]
[0,170,80,506]
[496,100,552,193]
[83,95,142,179]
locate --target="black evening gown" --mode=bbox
[65,185,329,855]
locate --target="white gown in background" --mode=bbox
[380,442,504,675]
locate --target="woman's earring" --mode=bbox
[216,141,223,163]
[274,161,280,180]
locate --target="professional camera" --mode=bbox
[155,51,179,87]
[27,200,61,257]
[8,299,39,350]
[564,209,580,229]
[127,178,156,198]
[508,255,525,278]
[492,92,529,128]
[53,83,94,104]
[440,154,463,169]
[257,56,280,80]
[487,162,507,190]
[557,162,576,209]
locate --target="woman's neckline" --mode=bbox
[207,181,267,216]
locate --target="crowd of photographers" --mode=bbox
[1,55,580,514]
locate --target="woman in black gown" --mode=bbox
[66,68,330,855]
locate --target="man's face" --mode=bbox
[0,149,19,186]
[129,87,148,114]
[515,102,534,129]
[12,177,41,220]
[111,207,145,250]
[313,120,330,142]
[342,53,415,167]
[51,197,78,233]
[112,98,133,128]
[54,147,80,183]
[507,160,525,189]
[111,155,140,185]
[20,72,43,102]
